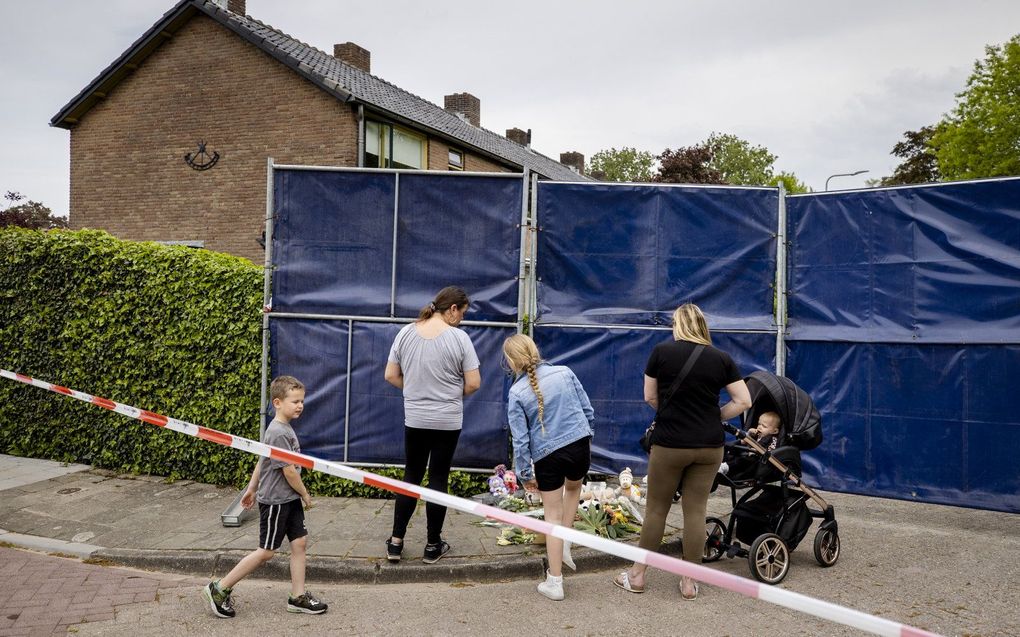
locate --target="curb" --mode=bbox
[92,548,549,584]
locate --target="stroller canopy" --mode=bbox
[743,371,822,451]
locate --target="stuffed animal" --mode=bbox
[503,470,518,493]
[488,474,509,498]
[615,467,643,502]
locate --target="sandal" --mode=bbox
[680,577,699,601]
[613,571,645,594]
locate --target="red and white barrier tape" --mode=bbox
[0,368,940,637]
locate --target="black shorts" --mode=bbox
[258,499,307,550]
[534,436,592,492]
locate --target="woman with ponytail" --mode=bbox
[503,334,594,601]
[384,286,480,565]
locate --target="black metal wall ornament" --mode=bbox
[184,141,220,171]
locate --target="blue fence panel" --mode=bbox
[533,327,776,475]
[787,179,1020,343]
[393,174,522,322]
[273,170,395,315]
[536,183,777,330]
[787,341,1020,513]
[345,321,514,469]
[268,319,349,461]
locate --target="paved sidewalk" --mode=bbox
[0,455,684,584]
[0,547,204,636]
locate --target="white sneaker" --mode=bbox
[718,462,729,475]
[537,571,564,601]
[562,540,576,571]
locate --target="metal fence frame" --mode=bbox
[261,160,528,472]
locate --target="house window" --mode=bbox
[448,149,464,171]
[365,120,426,169]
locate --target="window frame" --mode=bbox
[363,119,428,170]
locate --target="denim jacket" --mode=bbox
[507,363,594,482]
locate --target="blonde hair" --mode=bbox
[270,375,304,401]
[502,334,545,433]
[671,303,712,345]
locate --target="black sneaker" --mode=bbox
[422,540,450,564]
[203,581,235,618]
[287,592,328,614]
[386,538,403,562]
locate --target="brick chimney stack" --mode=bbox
[444,93,481,127]
[334,42,371,73]
[506,128,530,147]
[560,151,585,175]
[227,0,246,14]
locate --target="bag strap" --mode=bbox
[655,344,705,418]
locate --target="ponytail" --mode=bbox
[418,286,469,321]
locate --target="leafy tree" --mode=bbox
[769,171,811,194]
[880,126,941,185]
[587,147,655,182]
[706,132,777,186]
[1,191,68,230]
[653,144,725,184]
[932,34,1020,180]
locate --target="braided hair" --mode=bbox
[503,334,545,434]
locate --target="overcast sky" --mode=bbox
[3,0,1020,217]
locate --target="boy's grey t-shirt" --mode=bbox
[257,419,301,505]
[388,323,480,430]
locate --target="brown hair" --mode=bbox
[502,334,545,433]
[418,286,470,321]
[671,303,712,345]
[270,375,305,401]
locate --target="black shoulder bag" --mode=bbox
[639,344,705,453]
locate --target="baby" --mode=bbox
[719,411,782,476]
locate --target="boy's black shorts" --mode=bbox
[258,499,307,550]
[534,436,592,492]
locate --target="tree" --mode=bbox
[0,191,68,230]
[878,126,941,186]
[769,171,811,194]
[653,144,725,184]
[931,34,1020,180]
[587,147,655,182]
[706,132,777,186]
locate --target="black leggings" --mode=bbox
[391,426,461,544]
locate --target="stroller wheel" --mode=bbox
[748,533,790,585]
[702,517,726,562]
[813,527,840,567]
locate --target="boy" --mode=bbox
[203,376,328,618]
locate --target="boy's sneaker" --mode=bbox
[385,538,403,562]
[422,540,451,564]
[203,581,235,618]
[287,592,328,614]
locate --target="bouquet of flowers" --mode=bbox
[574,500,640,540]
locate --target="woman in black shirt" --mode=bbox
[614,303,751,600]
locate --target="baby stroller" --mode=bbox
[701,370,840,585]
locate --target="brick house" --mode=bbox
[51,0,588,261]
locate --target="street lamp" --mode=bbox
[825,170,869,191]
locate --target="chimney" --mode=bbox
[506,127,530,147]
[560,151,585,175]
[334,42,371,73]
[444,93,480,127]
[210,0,246,13]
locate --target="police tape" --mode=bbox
[0,368,940,637]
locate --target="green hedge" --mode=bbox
[0,229,486,498]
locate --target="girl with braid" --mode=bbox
[503,334,594,601]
